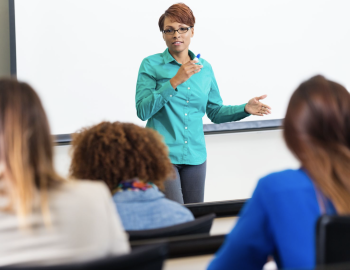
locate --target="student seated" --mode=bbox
[207,75,350,270]
[69,122,194,231]
[0,79,129,267]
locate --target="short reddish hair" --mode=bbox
[158,3,195,31]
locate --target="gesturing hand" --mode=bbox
[245,95,271,116]
[170,59,203,89]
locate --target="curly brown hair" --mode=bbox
[69,122,174,191]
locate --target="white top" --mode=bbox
[0,180,130,267]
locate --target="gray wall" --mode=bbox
[0,0,10,77]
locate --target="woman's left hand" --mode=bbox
[245,95,271,116]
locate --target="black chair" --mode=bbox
[127,213,216,241]
[185,200,246,218]
[131,233,226,259]
[0,243,167,270]
[315,262,350,270]
[316,215,350,265]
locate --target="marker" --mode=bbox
[194,53,202,65]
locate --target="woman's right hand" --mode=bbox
[170,60,203,89]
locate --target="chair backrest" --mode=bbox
[127,213,216,241]
[316,215,350,265]
[0,243,167,270]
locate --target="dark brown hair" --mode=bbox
[69,122,174,191]
[158,3,195,31]
[0,78,64,227]
[284,75,350,214]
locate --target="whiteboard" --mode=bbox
[13,0,350,135]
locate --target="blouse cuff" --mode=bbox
[159,80,178,102]
[241,103,251,116]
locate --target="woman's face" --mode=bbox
[162,17,194,54]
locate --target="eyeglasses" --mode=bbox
[162,26,193,35]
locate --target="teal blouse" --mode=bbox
[136,48,250,165]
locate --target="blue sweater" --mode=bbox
[208,169,336,270]
[112,186,194,231]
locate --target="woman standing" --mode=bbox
[136,3,271,204]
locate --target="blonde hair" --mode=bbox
[0,78,65,228]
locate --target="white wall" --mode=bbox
[205,130,299,201]
[54,129,299,202]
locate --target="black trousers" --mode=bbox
[163,160,207,204]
